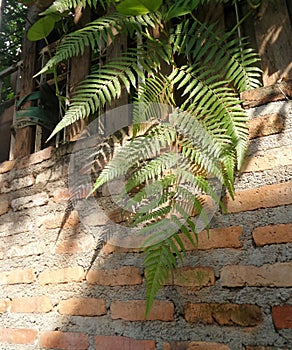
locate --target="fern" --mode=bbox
[37,14,160,77]
[42,0,263,315]
[170,19,262,92]
[143,240,178,316]
[48,49,163,139]
[41,0,110,15]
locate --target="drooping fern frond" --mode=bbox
[169,65,249,169]
[48,48,164,139]
[143,239,178,316]
[37,13,161,77]
[170,18,262,92]
[41,0,110,15]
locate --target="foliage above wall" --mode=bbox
[28,0,265,314]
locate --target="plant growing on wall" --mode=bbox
[31,0,264,314]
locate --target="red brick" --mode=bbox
[0,328,37,344]
[39,210,79,229]
[10,296,53,313]
[86,266,142,286]
[102,226,242,254]
[0,269,35,285]
[0,200,9,216]
[165,267,215,288]
[253,223,292,246]
[220,263,292,287]
[38,266,84,285]
[53,188,71,203]
[17,146,53,169]
[185,303,262,326]
[223,182,292,213]
[58,297,106,316]
[56,237,94,254]
[101,243,139,255]
[0,159,16,174]
[94,336,155,350]
[40,331,89,350]
[241,79,292,108]
[242,147,292,173]
[11,192,49,211]
[164,341,231,350]
[272,305,292,329]
[248,114,284,139]
[0,175,35,193]
[178,226,242,250]
[111,300,174,321]
[0,299,10,313]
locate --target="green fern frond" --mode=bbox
[89,135,164,194]
[125,152,179,192]
[37,13,161,77]
[169,66,249,169]
[132,76,175,134]
[37,15,127,76]
[48,49,161,140]
[41,0,108,15]
[144,240,178,316]
[170,19,262,92]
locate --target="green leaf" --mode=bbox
[27,14,61,41]
[117,0,162,15]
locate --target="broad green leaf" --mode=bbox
[117,0,162,15]
[27,14,61,41]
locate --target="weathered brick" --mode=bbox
[40,331,89,350]
[223,182,292,213]
[164,341,231,350]
[53,188,70,203]
[17,146,52,169]
[248,114,284,139]
[35,165,64,184]
[0,328,38,344]
[102,226,242,254]
[6,240,49,258]
[39,210,79,229]
[38,266,84,285]
[56,236,94,254]
[101,243,139,255]
[0,269,35,285]
[185,303,262,326]
[0,175,34,193]
[0,200,9,216]
[241,80,292,108]
[165,267,215,288]
[111,300,174,321]
[0,159,16,174]
[179,226,242,250]
[242,147,292,172]
[58,298,106,316]
[221,263,292,287]
[81,210,111,226]
[10,296,53,313]
[0,299,10,313]
[11,192,49,211]
[245,347,289,350]
[86,266,142,286]
[253,223,292,246]
[0,217,32,235]
[272,305,292,329]
[94,336,155,350]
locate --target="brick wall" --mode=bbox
[0,88,291,349]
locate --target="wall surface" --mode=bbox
[0,88,291,349]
